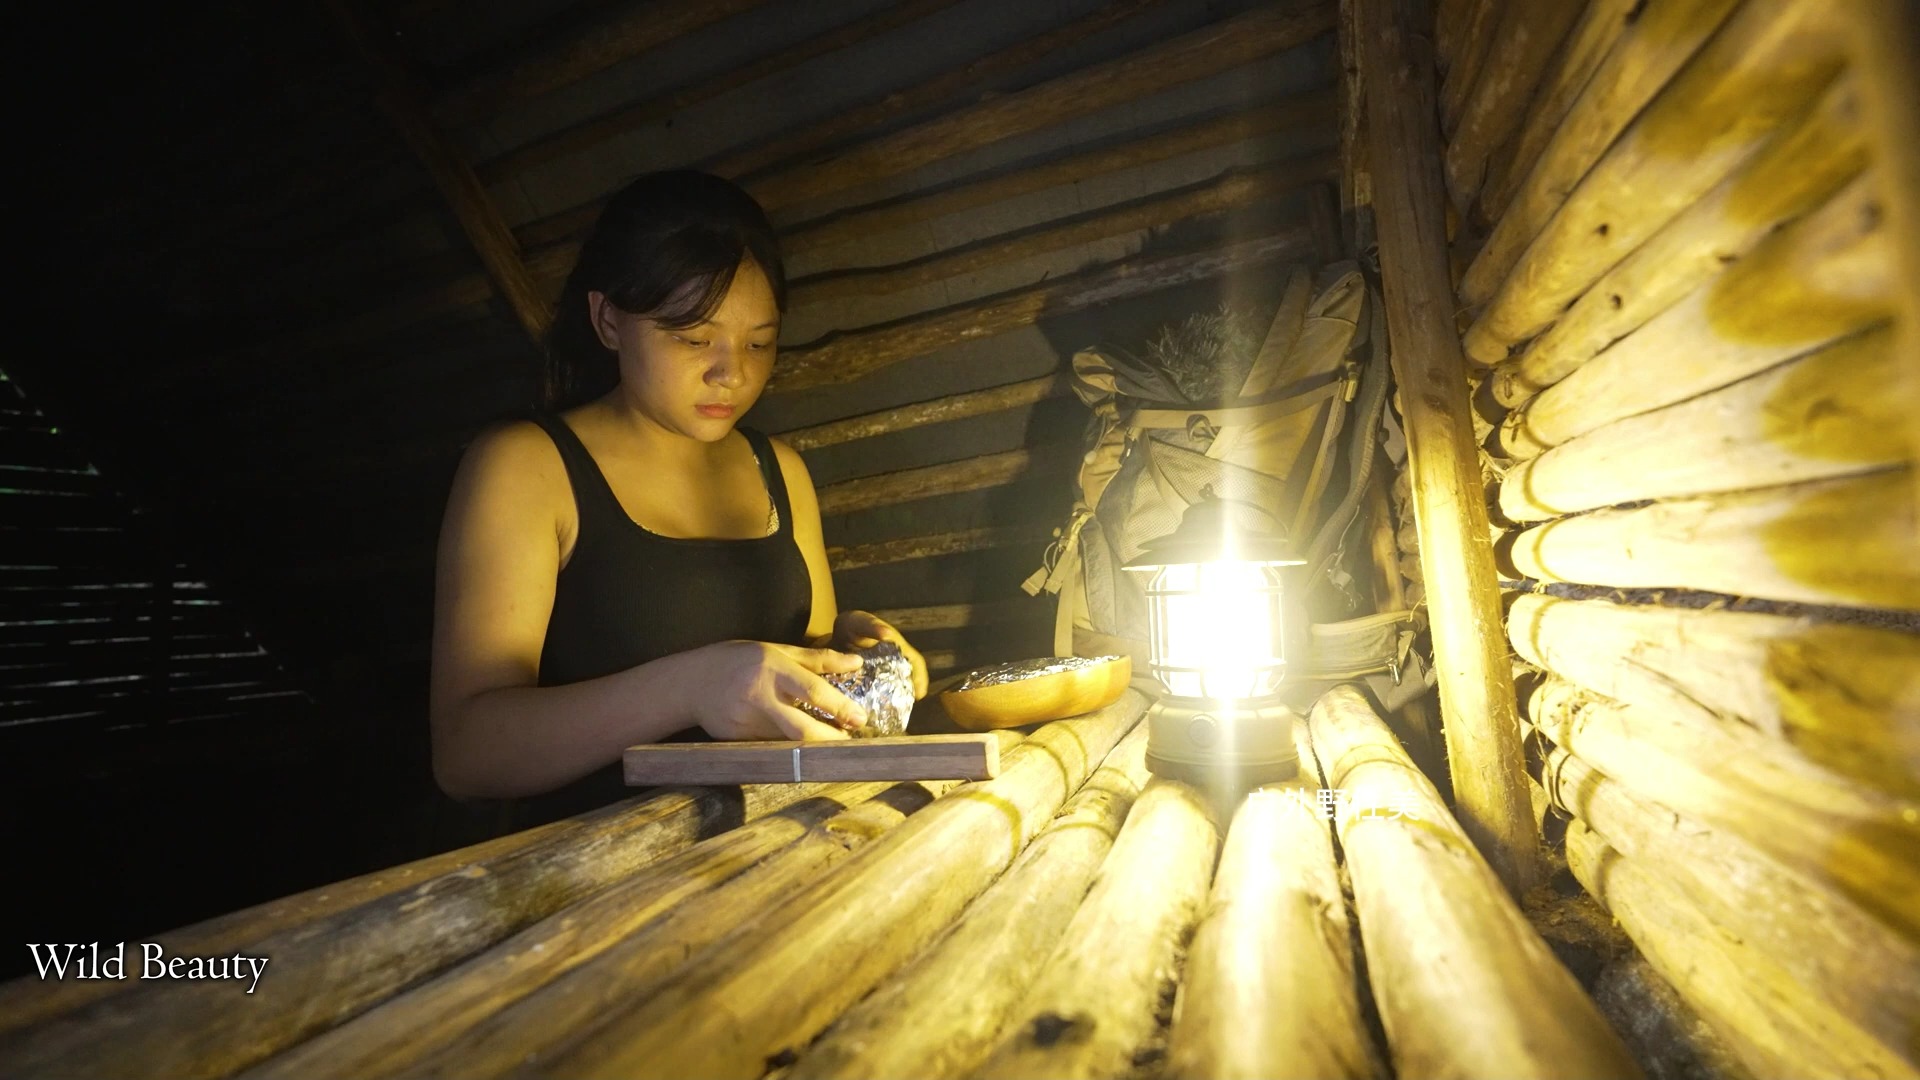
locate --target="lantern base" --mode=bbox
[1143,697,1298,790]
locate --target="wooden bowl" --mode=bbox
[939,655,1133,731]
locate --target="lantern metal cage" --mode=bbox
[1122,492,1305,788]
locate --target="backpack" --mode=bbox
[1024,262,1433,710]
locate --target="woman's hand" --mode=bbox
[686,641,870,741]
[832,610,929,699]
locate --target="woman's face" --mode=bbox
[589,258,780,442]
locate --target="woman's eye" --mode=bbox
[749,341,773,351]
[675,336,710,348]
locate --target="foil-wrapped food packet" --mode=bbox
[796,641,915,737]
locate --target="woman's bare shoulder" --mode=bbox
[766,434,811,480]
[458,418,563,481]
[445,418,573,523]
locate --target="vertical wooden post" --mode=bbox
[325,0,552,348]
[1336,0,1373,254]
[1355,0,1543,894]
[1844,0,1920,520]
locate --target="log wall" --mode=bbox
[9,0,1347,911]
[1433,0,1920,1074]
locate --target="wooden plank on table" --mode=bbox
[622,734,999,786]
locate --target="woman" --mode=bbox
[429,170,928,813]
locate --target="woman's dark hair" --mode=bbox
[543,170,786,409]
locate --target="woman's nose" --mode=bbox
[705,347,746,387]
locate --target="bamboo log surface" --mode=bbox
[1564,822,1920,1080]
[1461,0,1850,365]
[1475,0,1641,223]
[785,724,1152,1080]
[214,98,1334,385]
[360,780,967,1079]
[1432,0,1478,84]
[237,781,940,1079]
[517,694,1147,1079]
[474,0,968,185]
[433,0,772,120]
[1435,0,1504,138]
[1360,0,1542,894]
[703,0,1175,183]
[1497,327,1908,521]
[827,524,1054,573]
[1499,173,1894,458]
[1164,729,1386,1080]
[767,227,1316,393]
[970,776,1220,1080]
[1844,0,1920,519]
[0,820,570,1035]
[1460,0,1744,307]
[742,3,1336,212]
[1506,467,1920,611]
[1531,677,1920,941]
[1440,0,1581,214]
[867,599,1036,633]
[1492,72,1868,408]
[217,0,1159,378]
[787,154,1337,308]
[780,376,1064,453]
[1542,747,1920,1069]
[1309,685,1640,1079]
[0,782,855,1079]
[781,91,1337,258]
[815,447,1063,517]
[1509,593,1920,800]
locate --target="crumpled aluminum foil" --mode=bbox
[796,641,915,737]
[955,655,1124,690]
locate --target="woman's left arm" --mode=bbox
[773,437,929,698]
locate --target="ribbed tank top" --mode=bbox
[509,415,814,824]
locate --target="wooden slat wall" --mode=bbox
[0,369,319,779]
[1429,0,1920,1075]
[19,0,1341,755]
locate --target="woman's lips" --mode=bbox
[696,404,736,418]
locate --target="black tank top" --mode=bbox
[531,415,813,687]
[509,415,814,824]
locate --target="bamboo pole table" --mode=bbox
[0,688,1647,1080]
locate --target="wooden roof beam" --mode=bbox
[324,0,550,348]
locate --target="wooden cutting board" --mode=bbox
[622,733,999,785]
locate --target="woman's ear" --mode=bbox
[586,290,623,351]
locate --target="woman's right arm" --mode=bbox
[427,422,865,800]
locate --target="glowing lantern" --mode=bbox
[1123,491,1302,786]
